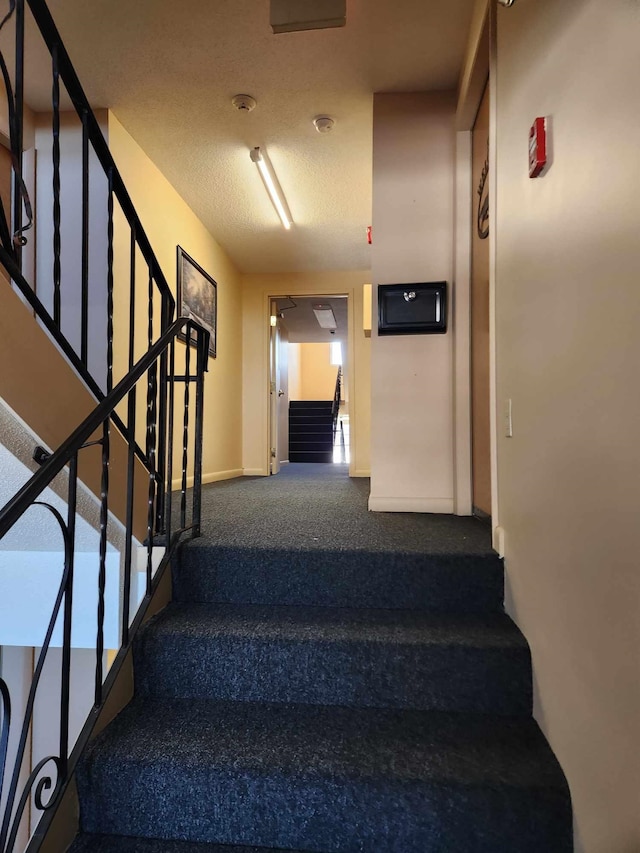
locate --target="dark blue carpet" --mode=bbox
[70,465,572,852]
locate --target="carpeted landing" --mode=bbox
[70,464,572,852]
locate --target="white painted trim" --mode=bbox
[243,467,268,477]
[171,468,243,490]
[453,130,473,516]
[488,5,501,550]
[368,496,455,514]
[351,468,370,478]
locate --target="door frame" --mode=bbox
[263,290,353,476]
[453,0,501,551]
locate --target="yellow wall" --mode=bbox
[107,113,243,485]
[291,343,337,401]
[495,1,640,850]
[288,343,302,400]
[242,271,370,477]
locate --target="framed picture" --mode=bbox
[177,246,217,357]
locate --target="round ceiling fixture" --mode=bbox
[313,115,335,134]
[232,94,257,112]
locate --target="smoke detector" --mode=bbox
[232,94,257,112]
[313,116,335,134]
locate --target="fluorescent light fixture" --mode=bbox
[250,147,293,230]
[313,304,337,330]
[270,0,346,33]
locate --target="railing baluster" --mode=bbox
[155,282,169,534]
[95,421,110,706]
[80,109,89,367]
[165,338,176,542]
[146,304,158,592]
[12,0,24,268]
[122,386,137,647]
[51,41,61,327]
[128,227,136,371]
[60,454,78,770]
[146,402,157,595]
[180,335,191,530]
[192,330,207,538]
[106,168,114,394]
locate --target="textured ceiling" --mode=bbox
[277,296,348,344]
[22,0,475,274]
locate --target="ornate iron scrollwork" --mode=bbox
[0,502,70,853]
[477,144,489,241]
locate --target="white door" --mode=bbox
[268,302,281,475]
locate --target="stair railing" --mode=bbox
[0,318,209,853]
[0,0,176,534]
[331,366,342,436]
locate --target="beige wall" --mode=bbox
[370,92,456,512]
[242,271,370,477]
[494,1,640,850]
[107,113,243,485]
[292,343,337,401]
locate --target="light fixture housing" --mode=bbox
[250,147,293,230]
[313,304,337,330]
[270,0,346,33]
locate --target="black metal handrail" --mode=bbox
[0,0,177,530]
[331,366,342,435]
[0,317,209,853]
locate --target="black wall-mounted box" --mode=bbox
[378,282,447,335]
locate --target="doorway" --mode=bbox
[268,295,349,473]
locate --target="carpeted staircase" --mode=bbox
[288,401,334,463]
[70,465,572,852]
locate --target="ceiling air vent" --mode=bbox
[270,0,346,34]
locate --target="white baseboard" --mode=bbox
[242,467,268,477]
[171,468,243,490]
[368,495,454,514]
[350,468,371,478]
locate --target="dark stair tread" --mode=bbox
[77,699,571,851]
[134,603,531,713]
[140,601,527,648]
[81,697,566,785]
[175,546,503,612]
[69,836,300,853]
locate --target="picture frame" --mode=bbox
[177,246,217,357]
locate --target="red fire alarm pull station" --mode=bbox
[529,117,547,178]
[366,225,372,245]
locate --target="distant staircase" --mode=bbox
[288,400,334,463]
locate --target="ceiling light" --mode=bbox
[313,304,337,330]
[313,116,335,134]
[250,147,293,230]
[270,0,346,33]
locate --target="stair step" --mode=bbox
[69,835,298,853]
[288,421,333,433]
[289,438,334,450]
[288,452,333,463]
[77,699,571,852]
[175,545,504,613]
[289,415,333,424]
[134,603,531,714]
[289,401,333,410]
